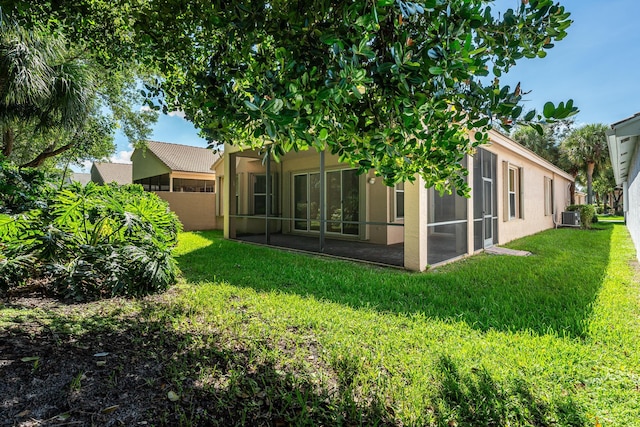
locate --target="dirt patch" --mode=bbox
[1,293,393,427]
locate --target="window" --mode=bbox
[394,182,405,221]
[544,177,554,216]
[506,165,523,220]
[172,178,215,193]
[252,174,276,215]
[134,174,170,191]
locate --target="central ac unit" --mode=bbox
[562,211,580,226]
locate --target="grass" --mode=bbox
[2,223,639,426]
[597,214,625,222]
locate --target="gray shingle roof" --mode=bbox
[145,140,219,174]
[70,173,91,185]
[92,162,132,185]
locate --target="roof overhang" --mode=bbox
[607,112,640,185]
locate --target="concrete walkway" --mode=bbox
[484,246,532,256]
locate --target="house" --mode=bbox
[606,112,640,260]
[219,129,575,271]
[90,162,133,185]
[66,172,92,186]
[574,190,587,206]
[131,140,222,231]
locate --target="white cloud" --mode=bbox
[168,110,186,118]
[110,149,133,164]
[140,105,153,113]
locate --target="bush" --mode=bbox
[566,204,596,229]
[0,175,182,300]
[0,160,52,214]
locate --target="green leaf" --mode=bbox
[429,66,444,75]
[265,121,276,139]
[318,128,328,141]
[244,100,260,111]
[523,110,536,121]
[543,102,555,119]
[511,106,523,119]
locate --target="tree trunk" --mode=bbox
[586,162,595,204]
[569,173,577,205]
[2,127,15,157]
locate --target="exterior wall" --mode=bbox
[154,192,217,231]
[131,149,171,181]
[483,132,573,245]
[222,146,399,243]
[223,132,575,270]
[171,171,216,180]
[626,145,640,258]
[90,165,104,184]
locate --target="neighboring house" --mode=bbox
[66,172,92,186]
[575,191,587,206]
[131,140,222,231]
[90,162,133,185]
[220,129,575,271]
[606,112,640,260]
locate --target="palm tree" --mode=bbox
[0,15,94,161]
[561,124,609,205]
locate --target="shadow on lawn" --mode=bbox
[176,224,614,339]
[433,355,586,426]
[0,301,395,426]
[1,299,588,427]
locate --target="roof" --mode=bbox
[487,129,575,182]
[92,162,132,185]
[606,113,640,185]
[70,173,91,185]
[144,140,220,174]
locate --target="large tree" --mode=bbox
[4,1,577,193]
[561,123,609,205]
[511,119,574,166]
[0,9,156,169]
[149,0,578,194]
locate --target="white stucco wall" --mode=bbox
[626,145,640,260]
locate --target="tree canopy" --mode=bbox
[0,8,156,169]
[511,119,574,166]
[561,123,609,205]
[4,0,578,193]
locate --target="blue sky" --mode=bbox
[105,0,640,167]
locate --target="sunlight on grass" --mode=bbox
[166,224,640,425]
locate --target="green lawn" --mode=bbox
[597,215,625,222]
[2,224,639,426]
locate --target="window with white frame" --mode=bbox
[252,174,276,215]
[395,182,405,221]
[507,166,522,219]
[544,177,554,216]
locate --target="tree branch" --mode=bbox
[21,141,75,168]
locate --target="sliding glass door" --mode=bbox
[293,169,359,235]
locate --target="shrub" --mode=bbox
[0,176,182,299]
[0,160,52,214]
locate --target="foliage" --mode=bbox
[0,177,182,299]
[511,119,574,166]
[566,204,596,229]
[0,159,52,213]
[4,0,577,194]
[152,0,578,194]
[0,9,156,168]
[561,124,609,204]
